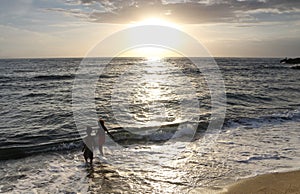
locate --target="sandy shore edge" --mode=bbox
[219,170,300,194]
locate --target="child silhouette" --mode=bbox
[82,126,94,165]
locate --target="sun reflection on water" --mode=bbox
[110,52,200,135]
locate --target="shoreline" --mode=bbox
[220,170,300,194]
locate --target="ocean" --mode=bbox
[0,57,299,193]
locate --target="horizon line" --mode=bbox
[0,56,291,60]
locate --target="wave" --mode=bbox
[0,76,12,83]
[105,121,209,146]
[13,69,35,73]
[1,108,298,161]
[33,75,74,81]
[22,93,49,98]
[99,75,118,79]
[0,139,82,160]
[0,121,209,160]
[262,65,287,70]
[227,92,273,104]
[224,108,300,129]
[236,154,290,163]
[1,73,116,83]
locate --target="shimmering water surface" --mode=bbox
[0,57,299,193]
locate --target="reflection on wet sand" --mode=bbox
[86,161,132,193]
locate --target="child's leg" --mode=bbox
[90,152,93,165]
[99,145,104,156]
[84,151,88,163]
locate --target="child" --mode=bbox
[82,126,94,165]
[96,119,106,156]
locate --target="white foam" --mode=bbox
[1,119,299,193]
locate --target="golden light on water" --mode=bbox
[112,48,187,129]
[120,47,180,59]
[148,82,161,99]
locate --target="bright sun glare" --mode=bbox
[121,17,181,59]
[130,17,179,28]
[120,47,181,60]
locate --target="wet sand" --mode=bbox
[221,170,300,194]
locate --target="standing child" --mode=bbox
[96,119,106,156]
[82,126,94,165]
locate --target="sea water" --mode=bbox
[0,57,299,193]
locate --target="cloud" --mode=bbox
[0,0,33,16]
[55,0,300,24]
[46,8,90,19]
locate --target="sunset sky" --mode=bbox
[0,0,299,58]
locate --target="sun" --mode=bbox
[121,17,182,59]
[129,17,180,29]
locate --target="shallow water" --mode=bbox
[1,115,299,193]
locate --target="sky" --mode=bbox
[0,0,299,58]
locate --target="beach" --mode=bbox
[222,170,300,194]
